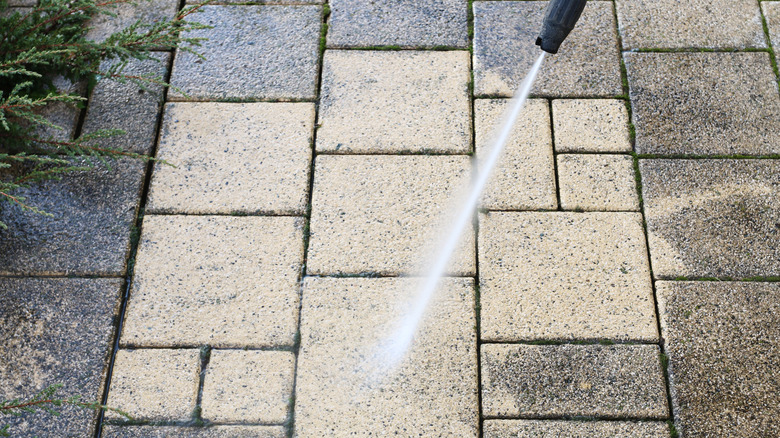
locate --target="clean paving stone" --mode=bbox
[639,159,780,279]
[473,1,622,97]
[626,52,780,155]
[557,154,639,211]
[483,420,671,437]
[121,216,304,347]
[85,0,178,43]
[106,349,200,422]
[317,50,470,153]
[765,2,780,46]
[657,281,780,437]
[479,212,657,341]
[327,0,467,48]
[552,99,632,153]
[306,155,474,276]
[481,344,669,418]
[295,277,478,436]
[0,278,122,437]
[475,99,557,210]
[201,350,294,423]
[169,5,321,100]
[0,158,145,276]
[615,0,766,49]
[102,426,286,438]
[147,102,314,214]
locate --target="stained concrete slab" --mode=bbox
[317,50,470,153]
[639,159,780,279]
[296,277,478,436]
[626,52,780,155]
[327,0,468,48]
[169,5,321,100]
[765,2,780,47]
[121,215,304,347]
[615,0,766,49]
[479,212,658,341]
[552,99,632,153]
[557,154,639,211]
[0,158,146,276]
[481,344,669,418]
[483,420,671,437]
[102,426,287,437]
[657,281,780,437]
[474,99,557,210]
[306,155,475,276]
[85,0,179,43]
[147,102,314,214]
[0,278,122,437]
[473,1,622,97]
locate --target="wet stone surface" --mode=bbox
[483,420,671,437]
[102,426,287,437]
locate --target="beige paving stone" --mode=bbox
[147,102,314,214]
[481,344,669,418]
[121,216,304,347]
[102,426,287,437]
[106,349,200,421]
[201,351,294,423]
[557,154,639,211]
[479,212,657,341]
[475,99,557,210]
[316,50,470,153]
[85,0,178,43]
[296,277,478,436]
[307,155,474,275]
[765,2,780,47]
[483,420,671,437]
[552,99,632,153]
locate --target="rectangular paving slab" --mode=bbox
[483,420,671,437]
[557,154,639,211]
[552,99,632,153]
[102,426,286,437]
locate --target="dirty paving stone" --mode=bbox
[483,420,671,437]
[657,281,780,437]
[765,2,780,47]
[557,154,639,212]
[552,99,632,153]
[102,426,287,437]
[0,278,122,438]
[85,0,179,43]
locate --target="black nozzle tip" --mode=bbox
[535,37,560,54]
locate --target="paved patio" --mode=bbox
[1,0,779,437]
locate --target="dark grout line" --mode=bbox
[548,98,563,211]
[626,47,774,53]
[303,273,478,279]
[192,346,212,426]
[656,276,780,283]
[475,94,628,100]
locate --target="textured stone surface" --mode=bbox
[626,52,780,155]
[640,159,780,279]
[296,277,478,436]
[557,154,639,211]
[7,0,35,6]
[82,54,170,155]
[317,50,470,153]
[483,420,671,437]
[85,0,178,43]
[479,212,657,341]
[201,350,294,423]
[473,1,621,97]
[0,158,145,275]
[147,102,314,214]
[307,155,474,275]
[122,216,304,347]
[552,99,632,153]
[34,76,82,142]
[475,99,557,210]
[169,5,321,100]
[327,0,467,48]
[106,349,200,421]
[481,344,669,418]
[615,0,766,49]
[765,2,780,47]
[657,281,780,437]
[103,426,286,438]
[0,278,121,437]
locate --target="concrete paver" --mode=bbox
[102,426,286,438]
[483,420,671,437]
[557,154,639,211]
[552,99,632,153]
[765,2,780,47]
[85,0,178,43]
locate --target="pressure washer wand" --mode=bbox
[536,0,588,54]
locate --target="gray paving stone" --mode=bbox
[552,99,632,153]
[657,281,780,437]
[7,0,35,6]
[615,0,766,49]
[34,76,82,142]
[483,420,671,437]
[0,278,122,438]
[626,52,780,155]
[102,426,287,437]
[765,2,780,47]
[296,277,478,436]
[473,1,622,97]
[557,154,639,211]
[327,0,467,48]
[479,212,658,341]
[0,158,146,275]
[639,159,780,279]
[85,0,178,43]
[317,50,470,153]
[169,5,321,100]
[481,344,669,418]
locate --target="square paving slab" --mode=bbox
[479,212,657,341]
[557,154,639,211]
[657,281,780,437]
[765,2,780,46]
[626,52,780,155]
[147,102,314,214]
[640,159,780,279]
[85,0,178,43]
[317,50,470,153]
[552,99,632,153]
[102,426,286,437]
[121,215,304,347]
[483,420,671,437]
[473,1,622,97]
[296,277,478,436]
[169,5,321,100]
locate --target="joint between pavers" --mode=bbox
[482,415,671,422]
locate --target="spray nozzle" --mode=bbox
[536,0,587,54]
